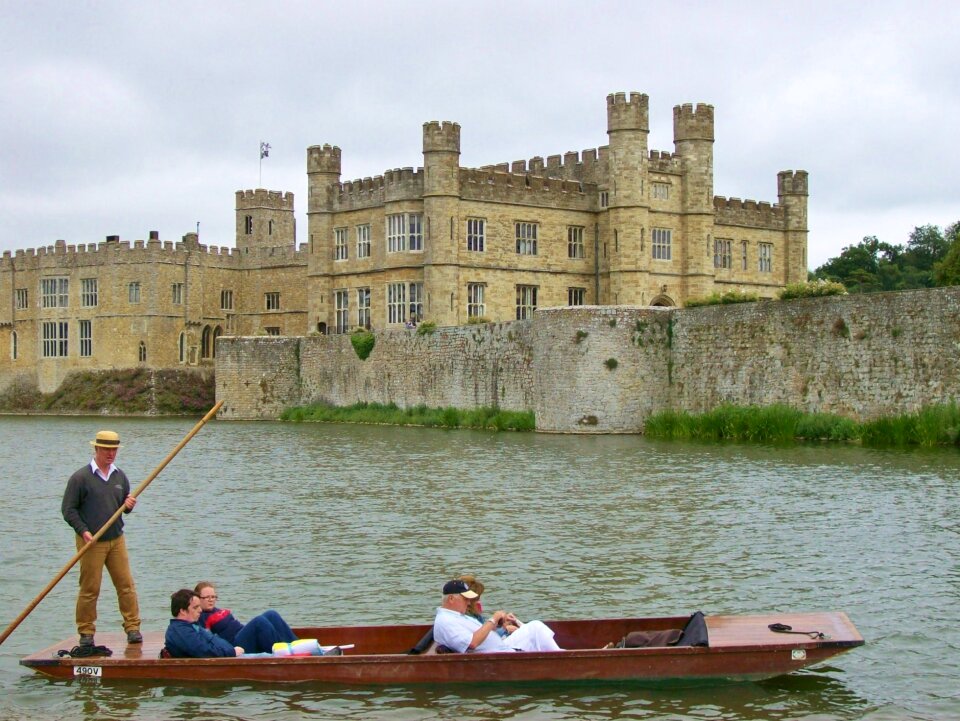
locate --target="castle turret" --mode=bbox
[235,189,295,251]
[422,122,462,325]
[306,144,342,332]
[674,103,716,298]
[778,170,809,284]
[605,92,650,304]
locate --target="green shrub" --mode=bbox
[416,321,437,336]
[575,330,589,344]
[467,316,491,325]
[350,329,376,360]
[779,280,848,300]
[685,290,760,308]
[604,358,618,370]
[281,402,535,432]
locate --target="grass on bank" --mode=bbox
[281,402,536,431]
[644,402,960,447]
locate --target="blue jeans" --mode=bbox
[235,610,296,654]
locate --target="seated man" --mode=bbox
[165,588,243,658]
[433,579,562,653]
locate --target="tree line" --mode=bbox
[813,221,960,291]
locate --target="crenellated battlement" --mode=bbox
[778,170,809,196]
[713,196,786,229]
[460,168,594,210]
[607,92,650,132]
[307,144,342,174]
[235,189,294,210]
[673,103,715,142]
[0,231,309,271]
[648,149,682,172]
[479,145,610,185]
[422,121,461,153]
[335,166,425,210]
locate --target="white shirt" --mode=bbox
[433,607,514,653]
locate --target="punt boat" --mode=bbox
[20,611,863,685]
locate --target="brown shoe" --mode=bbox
[127,630,143,644]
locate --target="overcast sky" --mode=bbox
[1,1,957,269]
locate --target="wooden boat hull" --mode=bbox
[20,612,863,685]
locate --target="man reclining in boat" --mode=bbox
[433,579,562,652]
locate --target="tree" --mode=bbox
[934,221,960,287]
[814,236,900,293]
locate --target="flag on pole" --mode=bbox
[260,141,271,159]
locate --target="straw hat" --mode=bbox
[90,430,121,448]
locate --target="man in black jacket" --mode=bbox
[62,430,141,647]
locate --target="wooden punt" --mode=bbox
[19,611,863,685]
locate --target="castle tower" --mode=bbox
[306,144,341,332]
[235,189,295,251]
[673,103,716,299]
[422,122,462,325]
[605,92,650,304]
[778,170,809,284]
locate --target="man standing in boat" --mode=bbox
[433,579,563,652]
[61,430,142,647]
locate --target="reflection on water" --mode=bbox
[1,416,959,720]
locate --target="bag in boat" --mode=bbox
[272,639,324,656]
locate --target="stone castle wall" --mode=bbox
[216,287,960,430]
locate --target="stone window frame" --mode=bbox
[79,319,93,357]
[128,281,141,304]
[515,222,538,256]
[652,182,670,200]
[244,215,253,235]
[42,320,68,358]
[81,278,98,308]
[357,287,371,329]
[138,341,147,362]
[357,224,371,259]
[714,238,732,270]
[41,277,69,308]
[387,282,407,324]
[599,191,609,208]
[334,227,348,261]
[758,242,773,273]
[264,327,281,336]
[11,330,17,360]
[265,292,281,311]
[568,287,586,306]
[221,289,234,311]
[334,289,349,334]
[171,282,184,305]
[408,213,423,251]
[652,228,672,261]
[741,240,749,271]
[516,284,538,320]
[568,226,585,259]
[15,288,28,310]
[467,218,485,252]
[408,282,424,322]
[467,283,485,318]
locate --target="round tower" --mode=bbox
[778,170,809,284]
[422,121,460,197]
[606,92,649,208]
[673,103,716,299]
[307,144,342,214]
[306,144,341,332]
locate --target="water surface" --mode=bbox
[1,416,957,719]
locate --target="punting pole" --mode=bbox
[0,400,224,647]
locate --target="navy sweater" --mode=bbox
[165,619,237,658]
[62,464,131,541]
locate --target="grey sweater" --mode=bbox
[62,464,131,541]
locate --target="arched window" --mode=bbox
[201,325,212,359]
[11,331,17,360]
[138,341,147,363]
[212,326,223,359]
[178,332,186,363]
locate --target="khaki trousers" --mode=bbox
[75,534,140,636]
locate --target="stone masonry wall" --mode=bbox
[216,287,960,430]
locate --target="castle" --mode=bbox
[0,92,807,394]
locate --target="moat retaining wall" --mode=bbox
[215,287,960,431]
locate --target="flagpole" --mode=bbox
[259,141,270,188]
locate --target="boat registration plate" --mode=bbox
[73,665,102,678]
[791,649,807,660]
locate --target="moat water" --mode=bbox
[0,415,958,720]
